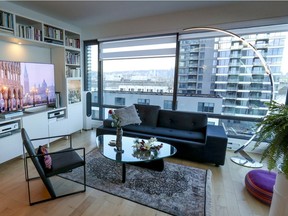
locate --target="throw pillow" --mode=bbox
[134,104,161,127]
[37,146,52,170]
[114,105,142,127]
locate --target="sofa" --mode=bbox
[96,104,228,166]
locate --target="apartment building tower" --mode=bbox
[178,31,286,118]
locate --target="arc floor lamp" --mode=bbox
[182,27,275,168]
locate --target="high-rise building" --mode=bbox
[178,31,286,118]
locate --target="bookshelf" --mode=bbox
[0,9,14,33]
[65,30,80,49]
[44,24,64,45]
[15,15,42,41]
[65,49,81,78]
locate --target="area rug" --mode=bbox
[60,148,212,216]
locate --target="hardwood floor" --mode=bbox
[0,129,270,216]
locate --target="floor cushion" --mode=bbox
[245,169,276,205]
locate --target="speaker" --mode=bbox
[83,91,92,130]
[86,91,92,117]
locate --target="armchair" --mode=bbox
[21,128,86,205]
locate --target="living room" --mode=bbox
[1,1,288,216]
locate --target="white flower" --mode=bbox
[144,142,151,150]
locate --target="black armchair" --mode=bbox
[21,128,86,205]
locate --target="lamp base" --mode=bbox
[230,156,263,168]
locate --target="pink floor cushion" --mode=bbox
[245,169,276,205]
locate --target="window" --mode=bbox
[100,35,176,109]
[164,100,173,110]
[138,99,150,105]
[84,40,99,119]
[84,41,98,92]
[85,24,288,142]
[198,102,214,113]
[177,25,288,140]
[115,97,125,106]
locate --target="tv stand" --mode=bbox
[24,106,50,113]
[0,111,23,119]
[0,107,69,163]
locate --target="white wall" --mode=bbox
[0,40,51,63]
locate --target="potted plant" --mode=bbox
[254,100,288,216]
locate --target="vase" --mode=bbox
[269,166,288,216]
[115,127,123,152]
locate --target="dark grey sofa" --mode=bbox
[96,104,228,166]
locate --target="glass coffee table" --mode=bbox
[96,135,177,183]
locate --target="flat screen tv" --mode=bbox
[0,60,56,113]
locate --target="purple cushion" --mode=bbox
[245,169,276,205]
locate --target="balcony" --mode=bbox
[229,62,241,67]
[230,45,243,50]
[230,54,242,58]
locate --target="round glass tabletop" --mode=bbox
[96,134,177,163]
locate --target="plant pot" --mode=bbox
[269,166,288,216]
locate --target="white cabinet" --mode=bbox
[0,118,22,163]
[67,104,83,134]
[22,112,49,147]
[48,118,68,137]
[48,108,68,142]
[0,132,22,163]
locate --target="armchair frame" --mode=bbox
[21,128,86,205]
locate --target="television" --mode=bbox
[0,60,56,113]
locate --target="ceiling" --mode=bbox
[12,1,229,30]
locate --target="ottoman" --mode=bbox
[245,169,276,205]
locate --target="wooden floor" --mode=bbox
[0,129,270,216]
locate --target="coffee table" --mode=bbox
[96,135,177,183]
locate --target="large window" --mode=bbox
[99,35,176,114]
[84,40,99,119]
[198,102,214,113]
[178,26,288,138]
[84,24,288,141]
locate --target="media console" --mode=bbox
[48,109,65,120]
[0,118,21,138]
[0,107,68,163]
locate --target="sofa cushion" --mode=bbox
[157,110,207,131]
[123,125,205,142]
[103,118,114,128]
[114,105,142,126]
[134,104,161,127]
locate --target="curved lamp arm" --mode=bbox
[183,27,275,167]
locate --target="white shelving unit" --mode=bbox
[0,7,83,163]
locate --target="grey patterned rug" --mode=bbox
[60,148,212,216]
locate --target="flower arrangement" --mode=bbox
[132,137,163,151]
[132,148,158,160]
[108,109,121,128]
